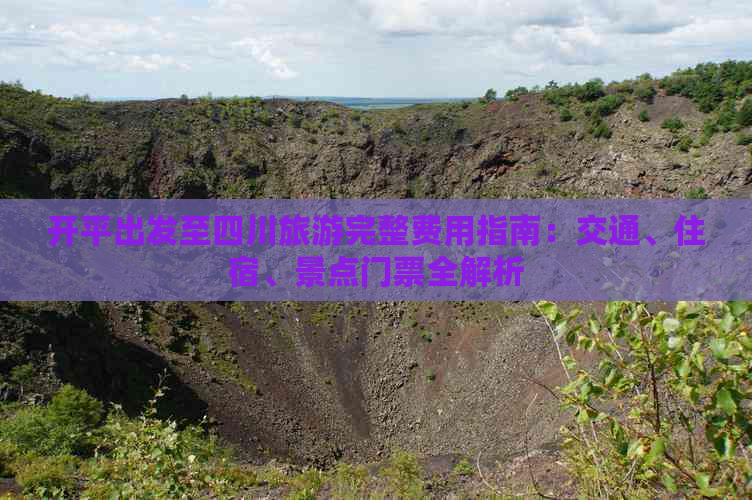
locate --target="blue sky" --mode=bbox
[1,0,751,98]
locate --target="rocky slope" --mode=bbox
[1,300,572,470]
[1,66,752,496]
[1,81,751,201]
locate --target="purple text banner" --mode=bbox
[0,199,749,301]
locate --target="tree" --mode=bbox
[717,99,738,131]
[505,86,529,101]
[574,78,605,102]
[537,301,752,498]
[483,88,497,103]
[47,384,103,429]
[595,94,625,116]
[738,98,752,128]
[10,364,34,397]
[634,80,657,103]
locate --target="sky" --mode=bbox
[1,0,751,99]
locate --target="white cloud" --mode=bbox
[354,0,584,35]
[2,0,752,97]
[510,23,607,66]
[589,0,691,34]
[231,38,299,79]
[123,54,191,72]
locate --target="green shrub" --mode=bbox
[482,88,497,103]
[659,61,752,112]
[256,110,272,126]
[638,110,650,122]
[661,116,684,132]
[677,136,693,152]
[736,133,752,145]
[505,86,528,101]
[289,490,316,500]
[740,80,752,96]
[634,80,656,103]
[380,451,426,499]
[739,98,752,127]
[539,301,752,498]
[330,463,368,499]
[588,117,612,139]
[10,363,34,395]
[288,468,325,499]
[84,387,234,498]
[544,85,571,107]
[48,385,102,429]
[452,458,474,477]
[717,99,739,131]
[595,94,625,116]
[609,80,634,94]
[44,108,62,128]
[574,79,605,102]
[13,455,78,497]
[0,441,19,477]
[0,405,92,456]
[288,114,302,128]
[686,187,708,199]
[0,386,100,457]
[559,107,573,122]
[701,119,719,145]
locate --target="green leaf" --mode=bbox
[676,357,690,379]
[538,301,558,322]
[662,473,677,493]
[611,422,627,456]
[566,308,582,321]
[588,316,600,335]
[729,301,750,318]
[562,355,577,371]
[712,432,736,460]
[720,312,735,333]
[676,301,688,318]
[645,437,666,466]
[716,387,737,416]
[604,366,618,387]
[739,335,752,351]
[576,408,590,425]
[695,472,710,490]
[710,338,729,360]
[555,319,568,340]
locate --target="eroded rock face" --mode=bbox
[0,301,570,466]
[2,90,750,200]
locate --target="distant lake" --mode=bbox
[96,96,472,110]
[284,96,471,110]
